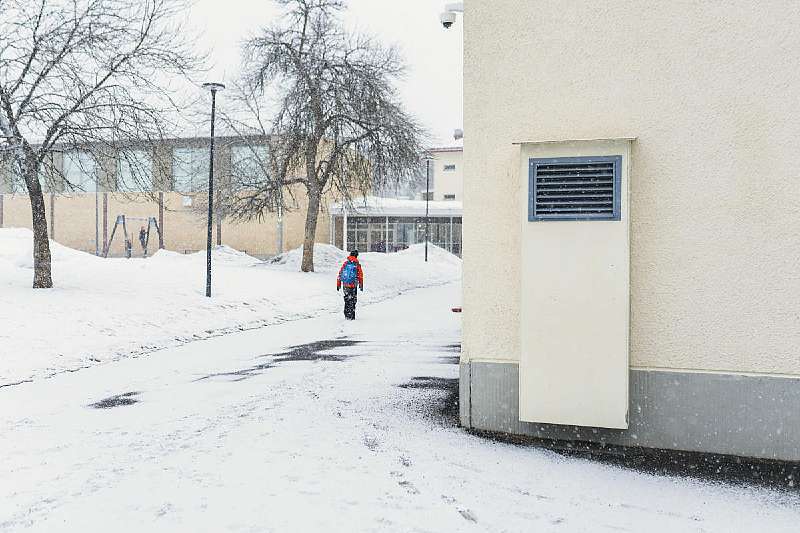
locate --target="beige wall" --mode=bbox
[0,135,336,258]
[1,190,331,258]
[463,1,800,375]
[431,150,463,201]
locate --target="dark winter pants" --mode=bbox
[343,287,358,320]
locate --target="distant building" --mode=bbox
[461,1,800,462]
[329,196,462,256]
[0,136,334,258]
[422,146,463,202]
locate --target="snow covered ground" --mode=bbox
[1,281,798,532]
[0,228,460,387]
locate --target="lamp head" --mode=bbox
[202,82,226,93]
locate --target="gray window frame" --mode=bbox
[528,155,621,222]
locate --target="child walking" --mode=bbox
[336,250,364,320]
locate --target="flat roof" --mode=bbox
[427,146,463,153]
[329,196,462,217]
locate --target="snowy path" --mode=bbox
[1,283,798,532]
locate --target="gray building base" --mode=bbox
[460,361,800,462]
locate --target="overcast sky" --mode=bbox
[185,0,463,147]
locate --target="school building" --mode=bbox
[0,138,465,259]
[460,1,800,461]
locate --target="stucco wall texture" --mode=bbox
[463,1,800,375]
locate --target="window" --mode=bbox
[444,194,456,200]
[528,156,621,221]
[231,145,269,189]
[117,150,153,192]
[421,191,434,201]
[63,151,97,193]
[347,217,369,252]
[443,164,456,171]
[173,147,208,192]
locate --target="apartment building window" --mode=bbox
[528,156,621,221]
[443,164,456,171]
[231,145,269,189]
[172,147,208,192]
[117,150,153,192]
[444,194,456,200]
[63,151,97,193]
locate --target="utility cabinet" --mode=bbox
[517,139,631,429]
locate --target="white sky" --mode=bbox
[185,0,463,147]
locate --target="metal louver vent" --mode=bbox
[528,156,621,221]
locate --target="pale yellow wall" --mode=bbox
[1,190,331,258]
[1,136,335,258]
[463,1,800,375]
[432,150,463,201]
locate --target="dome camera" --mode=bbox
[440,11,456,29]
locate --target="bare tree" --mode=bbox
[236,0,425,272]
[0,0,202,288]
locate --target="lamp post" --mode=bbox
[425,156,431,262]
[202,82,225,297]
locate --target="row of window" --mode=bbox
[6,145,270,194]
[344,216,462,255]
[421,192,457,201]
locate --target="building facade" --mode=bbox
[425,147,463,202]
[329,197,463,256]
[461,1,800,461]
[0,136,331,257]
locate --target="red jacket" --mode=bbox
[337,256,364,289]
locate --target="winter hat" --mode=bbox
[350,250,359,257]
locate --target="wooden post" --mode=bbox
[94,191,99,255]
[102,193,108,255]
[158,191,164,249]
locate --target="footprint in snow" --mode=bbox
[458,508,478,523]
[398,480,419,495]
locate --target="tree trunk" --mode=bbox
[301,189,321,272]
[27,172,53,288]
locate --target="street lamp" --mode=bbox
[202,82,225,297]
[425,155,432,262]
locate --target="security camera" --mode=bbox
[440,11,456,29]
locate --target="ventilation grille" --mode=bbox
[529,157,620,220]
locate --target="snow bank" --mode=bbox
[0,227,102,269]
[0,228,461,386]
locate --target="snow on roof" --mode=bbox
[427,146,463,153]
[329,196,462,217]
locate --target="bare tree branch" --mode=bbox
[231,0,426,271]
[0,0,204,288]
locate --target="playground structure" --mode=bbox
[104,215,163,258]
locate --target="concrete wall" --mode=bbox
[431,150,463,201]
[463,0,800,376]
